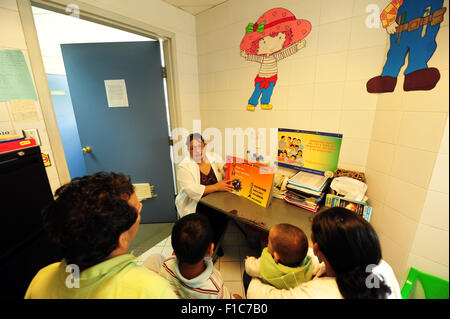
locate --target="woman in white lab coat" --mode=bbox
[175,133,234,256]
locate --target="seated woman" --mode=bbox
[175,133,233,257]
[25,172,177,299]
[245,207,401,299]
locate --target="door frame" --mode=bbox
[16,0,182,186]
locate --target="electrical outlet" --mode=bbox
[22,128,41,145]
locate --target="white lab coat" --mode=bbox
[175,152,225,218]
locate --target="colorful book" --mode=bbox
[285,190,321,205]
[284,195,318,213]
[226,156,275,208]
[325,194,372,222]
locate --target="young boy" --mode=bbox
[160,214,240,299]
[244,223,320,290]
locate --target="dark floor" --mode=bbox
[129,222,174,257]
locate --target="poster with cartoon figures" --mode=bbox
[277,128,343,175]
[367,0,447,93]
[240,8,311,111]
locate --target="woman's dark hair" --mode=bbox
[42,172,137,269]
[312,207,391,299]
[171,213,212,264]
[185,133,205,149]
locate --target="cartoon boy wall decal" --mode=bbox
[240,8,311,111]
[367,0,447,93]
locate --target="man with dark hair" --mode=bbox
[160,214,240,299]
[25,172,177,299]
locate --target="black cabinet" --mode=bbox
[0,146,61,298]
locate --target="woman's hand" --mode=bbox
[215,180,234,192]
[203,179,234,196]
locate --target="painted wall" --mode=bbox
[197,0,391,171]
[197,0,450,282]
[367,4,449,281]
[407,118,449,281]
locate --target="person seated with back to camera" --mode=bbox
[159,213,242,299]
[244,223,320,290]
[25,172,177,299]
[246,207,402,299]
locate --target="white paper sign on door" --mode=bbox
[104,79,129,107]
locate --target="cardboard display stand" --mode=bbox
[226,156,275,208]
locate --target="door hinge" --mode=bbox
[161,66,167,79]
[168,136,173,146]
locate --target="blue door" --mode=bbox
[47,74,87,179]
[60,41,176,223]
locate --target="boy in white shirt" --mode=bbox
[160,213,241,299]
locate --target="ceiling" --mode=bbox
[162,0,228,15]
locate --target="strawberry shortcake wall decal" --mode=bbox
[240,8,311,111]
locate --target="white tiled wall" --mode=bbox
[406,117,449,281]
[197,0,449,283]
[196,0,388,171]
[0,1,60,193]
[366,0,449,282]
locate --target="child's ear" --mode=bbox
[313,243,319,256]
[117,231,129,252]
[273,251,280,263]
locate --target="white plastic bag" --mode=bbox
[330,176,368,202]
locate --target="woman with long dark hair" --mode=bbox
[246,207,401,299]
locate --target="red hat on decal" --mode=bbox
[240,8,311,55]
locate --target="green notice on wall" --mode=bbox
[0,49,38,102]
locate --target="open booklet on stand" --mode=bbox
[225,156,275,208]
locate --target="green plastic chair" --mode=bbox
[401,267,449,299]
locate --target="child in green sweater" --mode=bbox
[244,223,320,289]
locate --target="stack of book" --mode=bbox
[284,170,331,212]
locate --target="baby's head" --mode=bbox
[171,213,213,264]
[268,224,308,267]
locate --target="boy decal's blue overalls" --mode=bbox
[367,0,446,93]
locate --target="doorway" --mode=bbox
[32,6,177,224]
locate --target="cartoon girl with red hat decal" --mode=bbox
[240,8,311,111]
